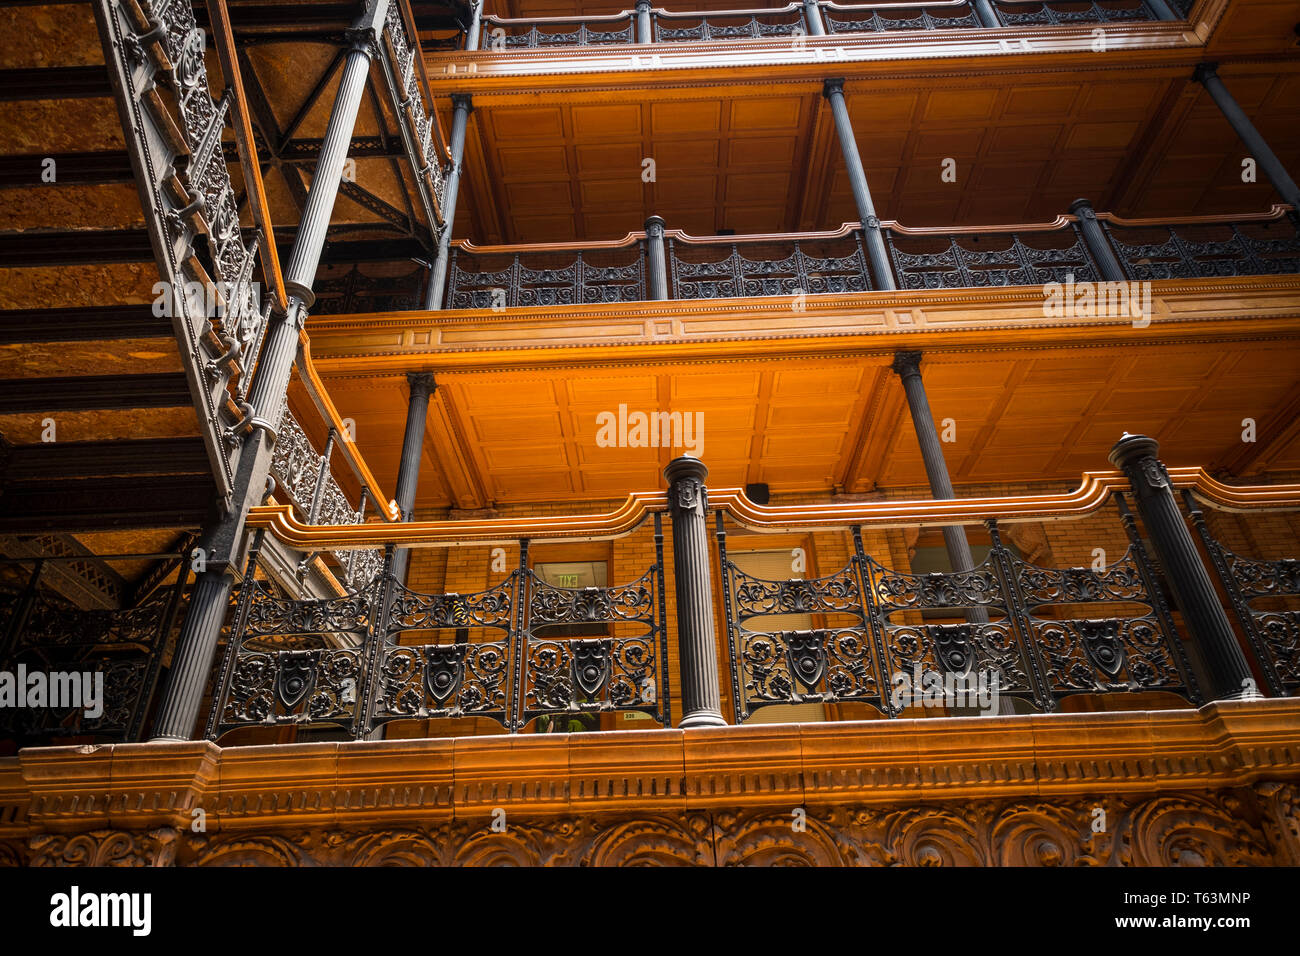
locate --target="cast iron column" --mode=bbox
[1069,198,1127,281]
[465,0,483,51]
[150,3,388,741]
[971,0,999,27]
[423,94,473,309]
[1108,434,1258,701]
[802,0,826,35]
[892,352,988,624]
[1194,63,1300,211]
[823,79,895,291]
[1145,0,1178,20]
[664,456,727,728]
[645,215,668,300]
[390,372,437,584]
[636,0,653,43]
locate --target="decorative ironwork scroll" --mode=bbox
[377,1,451,233]
[1104,217,1300,280]
[209,523,670,739]
[482,16,636,48]
[312,264,428,315]
[886,226,1099,289]
[824,5,981,33]
[518,518,670,729]
[445,248,647,309]
[671,235,872,299]
[716,501,1201,723]
[993,0,1155,25]
[655,10,807,42]
[94,0,271,502]
[1184,490,1299,697]
[270,402,380,589]
[0,566,187,744]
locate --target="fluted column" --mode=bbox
[149,567,238,740]
[664,456,726,728]
[1069,198,1127,281]
[465,0,483,51]
[892,352,989,624]
[423,94,473,309]
[971,0,999,27]
[390,372,436,584]
[1108,434,1258,701]
[635,0,653,43]
[802,0,826,35]
[823,78,895,291]
[645,215,668,300]
[1194,63,1300,211]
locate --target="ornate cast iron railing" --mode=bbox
[446,245,648,308]
[0,556,190,745]
[476,0,1177,49]
[95,0,276,503]
[423,206,1298,310]
[1102,213,1300,280]
[716,492,1202,722]
[313,263,429,315]
[1184,490,1300,697]
[207,515,670,739]
[269,400,384,589]
[377,0,452,233]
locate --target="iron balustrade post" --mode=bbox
[972,0,1000,27]
[1194,63,1300,211]
[1145,0,1178,19]
[423,94,474,310]
[891,351,989,625]
[636,0,653,43]
[307,427,338,525]
[1108,433,1258,701]
[151,1,388,742]
[1069,198,1127,281]
[823,78,896,290]
[465,0,483,51]
[665,456,727,727]
[645,216,669,300]
[802,0,826,35]
[390,372,437,585]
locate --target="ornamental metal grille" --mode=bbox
[993,0,1155,25]
[484,19,636,48]
[312,264,427,315]
[1104,216,1300,280]
[655,11,808,42]
[1184,490,1300,697]
[824,6,982,33]
[0,574,187,744]
[670,235,873,299]
[207,518,670,739]
[445,247,647,309]
[886,226,1099,289]
[716,495,1202,722]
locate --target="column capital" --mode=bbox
[1068,197,1097,219]
[406,371,437,397]
[644,215,666,238]
[451,93,474,114]
[822,77,846,99]
[664,455,708,516]
[1192,61,1219,85]
[635,0,652,11]
[891,350,923,380]
[1108,433,1168,492]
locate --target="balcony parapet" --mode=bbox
[2,699,1298,865]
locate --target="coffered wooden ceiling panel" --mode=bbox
[318,338,1300,509]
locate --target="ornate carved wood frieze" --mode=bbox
[1,700,1298,866]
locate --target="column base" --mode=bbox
[679,711,728,729]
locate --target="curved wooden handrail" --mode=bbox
[1098,204,1294,229]
[295,331,396,520]
[244,466,1300,551]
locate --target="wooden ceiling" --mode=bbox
[316,333,1300,510]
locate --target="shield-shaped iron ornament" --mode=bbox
[928,623,976,679]
[276,651,320,710]
[571,639,612,697]
[425,645,468,707]
[1078,619,1127,678]
[784,630,827,691]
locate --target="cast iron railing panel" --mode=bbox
[1104,216,1300,280]
[670,235,873,299]
[824,5,982,32]
[886,226,1099,289]
[0,582,184,744]
[445,248,647,308]
[312,263,428,315]
[716,497,1201,722]
[993,0,1153,24]
[654,9,807,41]
[1184,491,1300,697]
[209,518,670,739]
